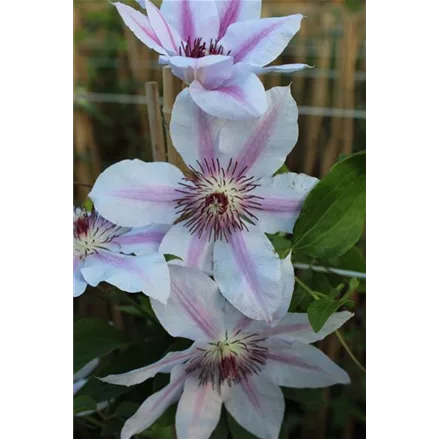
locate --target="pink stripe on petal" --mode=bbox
[172,279,218,338]
[262,323,310,338]
[229,232,268,321]
[240,379,263,416]
[233,19,287,63]
[151,371,187,411]
[235,104,278,172]
[267,351,323,372]
[113,186,178,202]
[218,0,241,39]
[186,233,208,267]
[197,110,217,163]
[130,13,162,46]
[259,197,302,213]
[181,0,194,39]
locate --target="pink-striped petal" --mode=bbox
[219,14,303,66]
[262,312,353,345]
[73,257,87,297]
[252,173,319,234]
[271,254,295,324]
[189,71,267,120]
[159,224,215,275]
[225,374,284,438]
[100,346,196,386]
[167,54,234,88]
[216,0,262,39]
[151,265,225,341]
[213,226,282,322]
[161,0,220,42]
[113,224,171,255]
[120,365,187,439]
[170,88,222,168]
[263,339,350,388]
[113,2,167,55]
[143,0,181,54]
[176,376,223,438]
[218,86,298,177]
[81,250,170,303]
[89,160,183,228]
[255,62,312,75]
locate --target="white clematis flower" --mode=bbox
[113,0,310,119]
[74,358,111,417]
[73,207,171,302]
[89,86,318,322]
[100,265,351,439]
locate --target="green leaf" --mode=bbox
[74,318,128,373]
[227,412,259,439]
[82,197,93,212]
[282,388,326,411]
[74,395,97,415]
[118,305,145,318]
[274,163,290,175]
[307,296,353,332]
[291,151,366,258]
[211,409,229,439]
[114,401,140,419]
[77,338,171,403]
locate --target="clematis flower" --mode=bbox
[89,86,318,322]
[100,265,351,439]
[74,358,110,417]
[113,0,309,119]
[73,207,171,302]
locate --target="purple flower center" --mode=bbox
[179,37,231,58]
[175,159,264,241]
[185,331,268,388]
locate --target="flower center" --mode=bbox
[73,209,123,259]
[175,159,264,241]
[179,37,231,58]
[185,332,268,388]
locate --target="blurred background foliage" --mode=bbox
[74,0,365,438]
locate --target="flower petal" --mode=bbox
[159,224,214,275]
[263,339,350,388]
[225,374,284,439]
[161,0,220,42]
[143,0,181,54]
[100,346,196,386]
[255,63,312,75]
[74,358,100,382]
[170,88,222,168]
[176,376,223,438]
[272,255,294,324]
[89,159,182,227]
[151,265,225,341]
[74,257,87,297]
[112,224,171,255]
[113,2,167,55]
[216,0,262,39]
[168,55,234,89]
[218,85,298,177]
[120,365,187,439]
[81,250,170,303]
[214,226,282,322]
[189,71,267,120]
[262,312,354,344]
[219,14,303,66]
[252,173,319,233]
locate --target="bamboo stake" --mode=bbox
[145,82,167,162]
[303,11,333,175]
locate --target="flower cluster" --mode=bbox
[74,1,352,438]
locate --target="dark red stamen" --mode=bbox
[179,37,231,58]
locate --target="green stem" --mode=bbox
[294,276,323,300]
[335,330,366,373]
